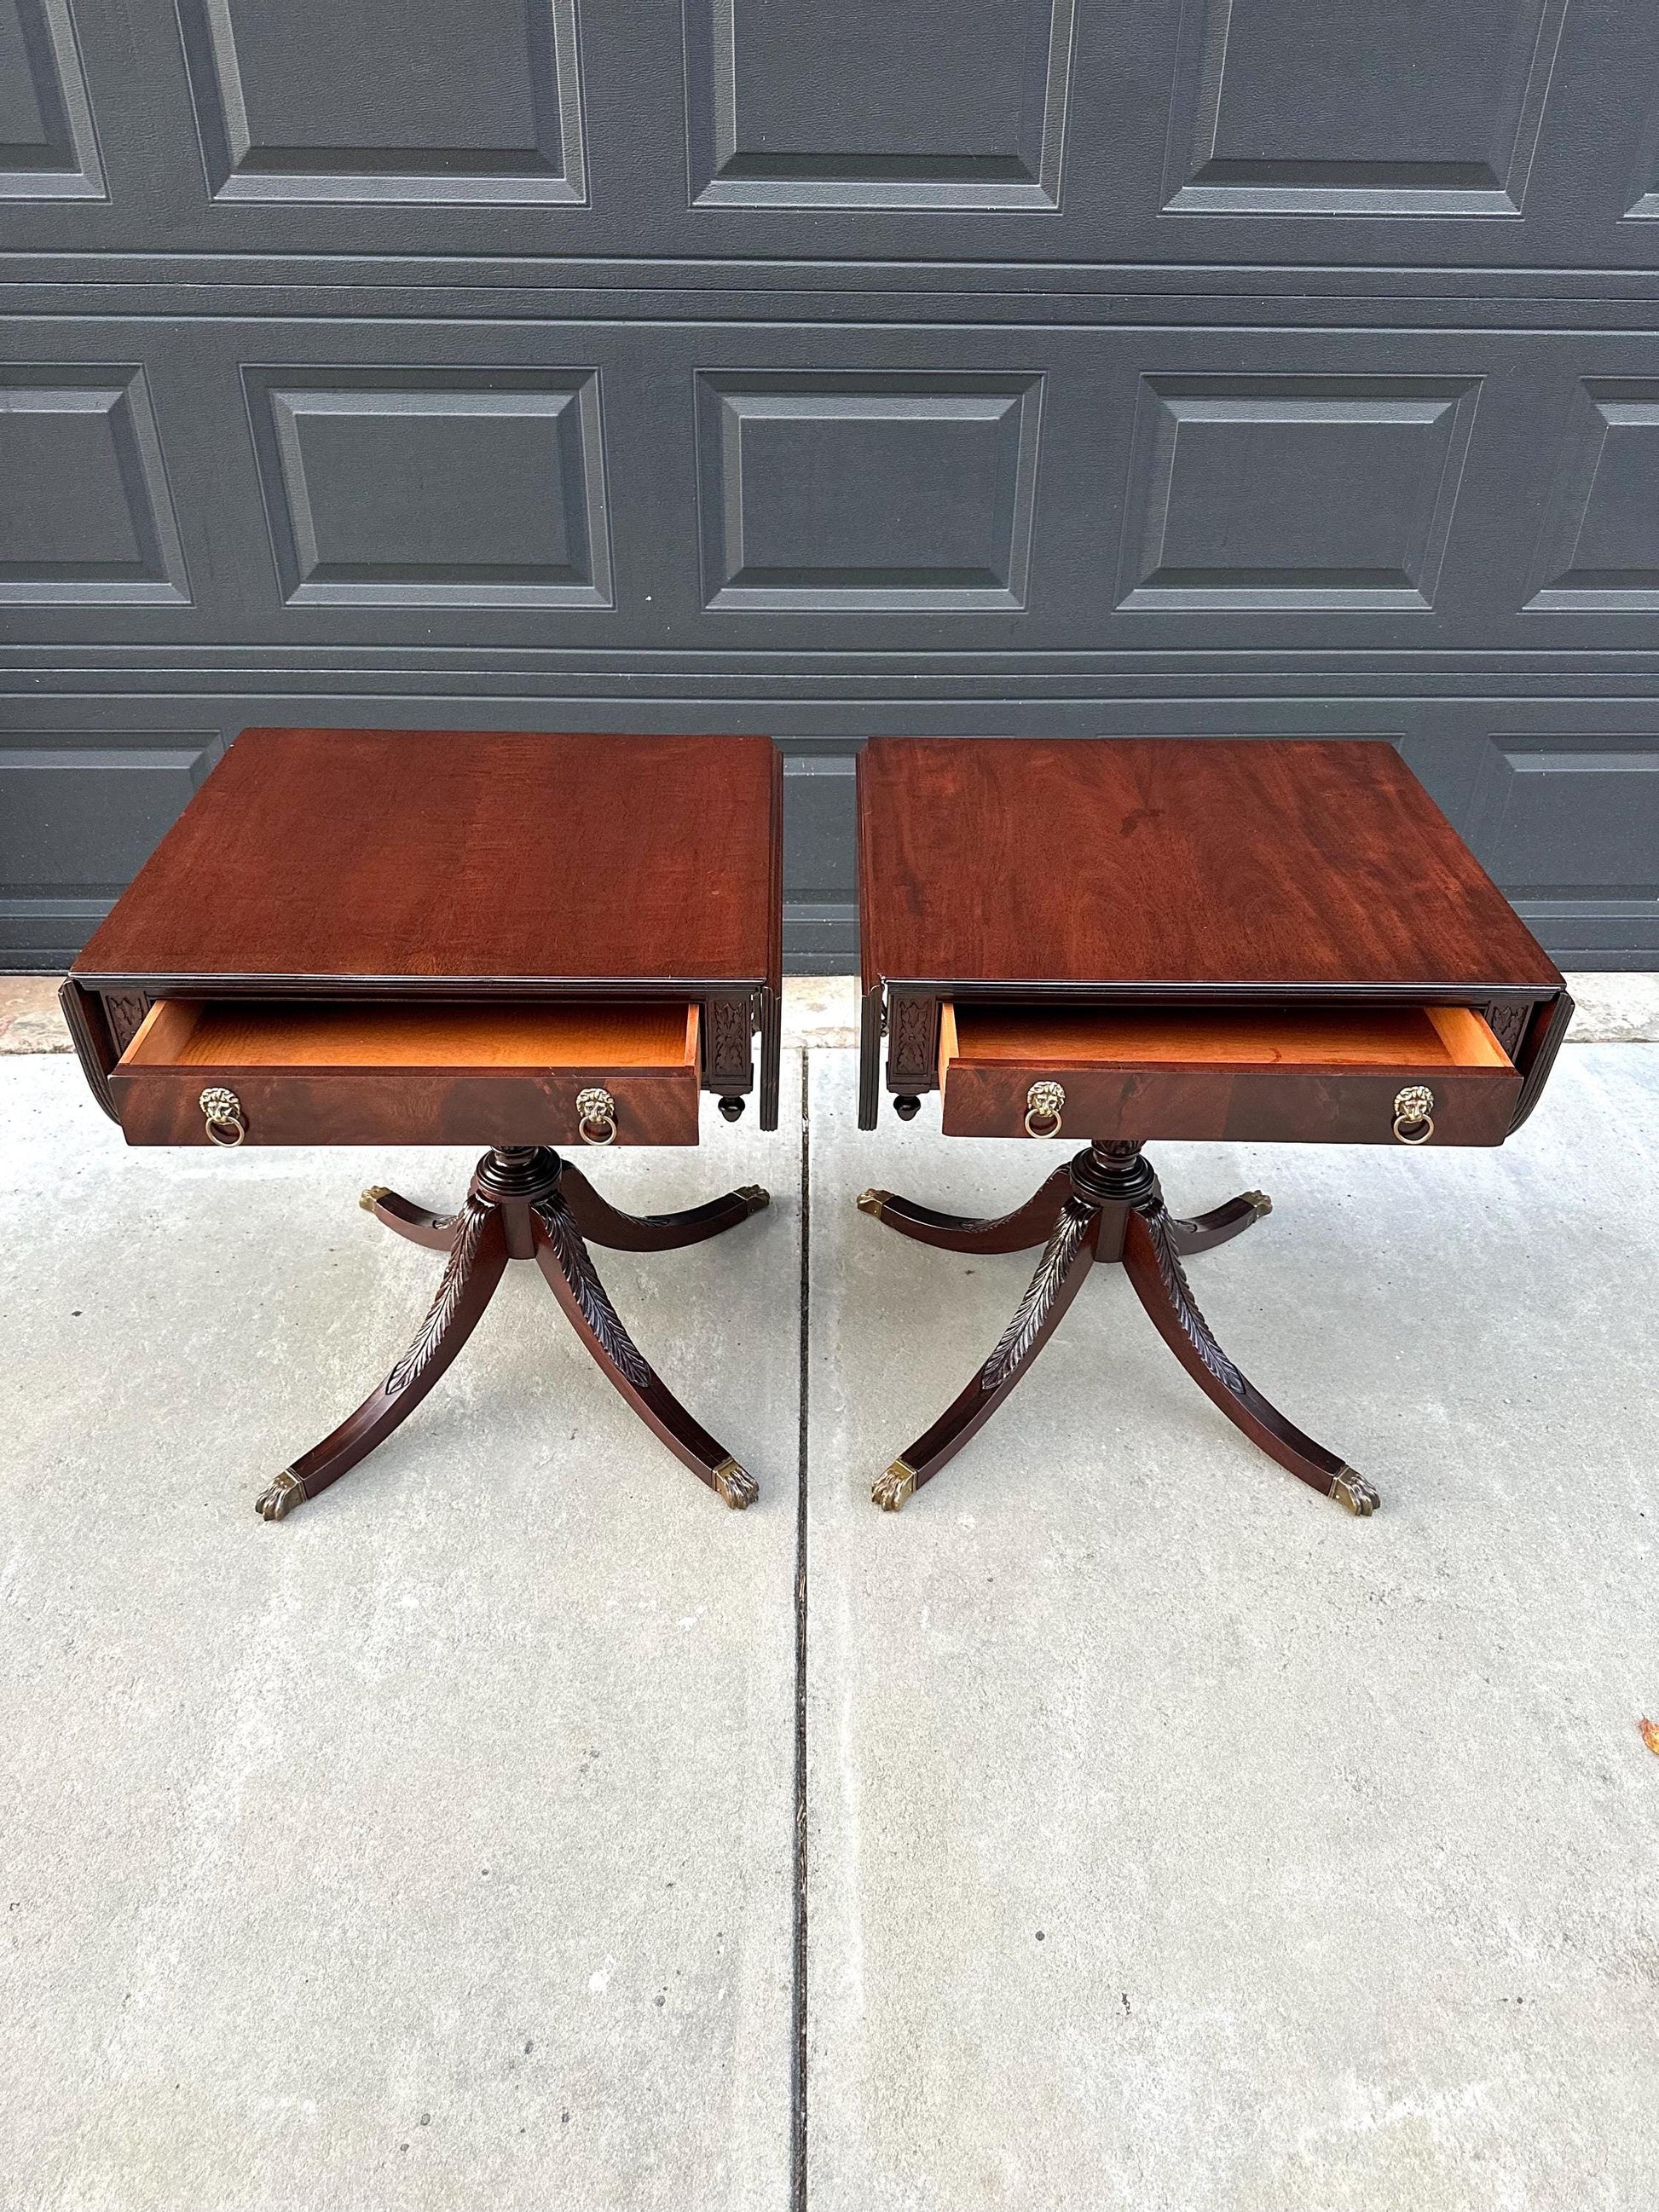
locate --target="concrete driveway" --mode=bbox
[3,1031,1656,2209]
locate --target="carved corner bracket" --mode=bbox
[704,988,758,1097]
[885,989,939,1094]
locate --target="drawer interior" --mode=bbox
[119,997,699,1074]
[942,1002,1512,1075]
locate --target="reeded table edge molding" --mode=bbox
[7,973,1659,1056]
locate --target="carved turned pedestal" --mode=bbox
[62,727,784,1518]
[855,737,1574,1514]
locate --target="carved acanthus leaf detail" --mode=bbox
[533,1198,653,1390]
[980,1199,1095,1391]
[386,1198,492,1397]
[1136,1199,1247,1401]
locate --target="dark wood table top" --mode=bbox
[74,728,783,990]
[858,737,1561,996]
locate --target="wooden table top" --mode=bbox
[858,737,1561,996]
[74,729,783,989]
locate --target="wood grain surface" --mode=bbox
[858,737,1563,993]
[76,728,781,987]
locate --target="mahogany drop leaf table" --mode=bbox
[62,728,783,1519]
[855,737,1572,1516]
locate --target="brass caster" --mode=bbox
[255,1469,306,1522]
[872,1458,917,1511]
[857,1189,888,1219]
[712,1457,758,1510]
[1330,1467,1380,1516]
[359,1184,390,1213]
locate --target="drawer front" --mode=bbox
[939,1059,1520,1146]
[111,1065,702,1148]
[109,998,704,1148]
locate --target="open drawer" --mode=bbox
[938,1002,1520,1146]
[111,999,702,1148]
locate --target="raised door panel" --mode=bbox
[243,368,611,609]
[685,0,1072,211]
[695,372,1043,612]
[175,0,584,204]
[1115,377,1481,613]
[1162,0,1569,216]
[0,367,188,604]
[0,0,103,197]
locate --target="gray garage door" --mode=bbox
[4,0,1659,972]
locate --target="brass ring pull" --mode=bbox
[1024,1080,1065,1139]
[576,1085,617,1146]
[199,1086,246,1147]
[1392,1085,1435,1146]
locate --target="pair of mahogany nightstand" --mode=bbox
[62,729,1569,1524]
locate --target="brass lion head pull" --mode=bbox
[576,1086,617,1145]
[1024,1080,1065,1138]
[1392,1084,1435,1145]
[199,1086,246,1146]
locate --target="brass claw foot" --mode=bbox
[1330,1467,1380,1516]
[255,1468,305,1522]
[857,1189,888,1218]
[359,1184,390,1212]
[1243,1190,1273,1217]
[872,1458,917,1511]
[735,1186,771,1212]
[712,1457,759,1510]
